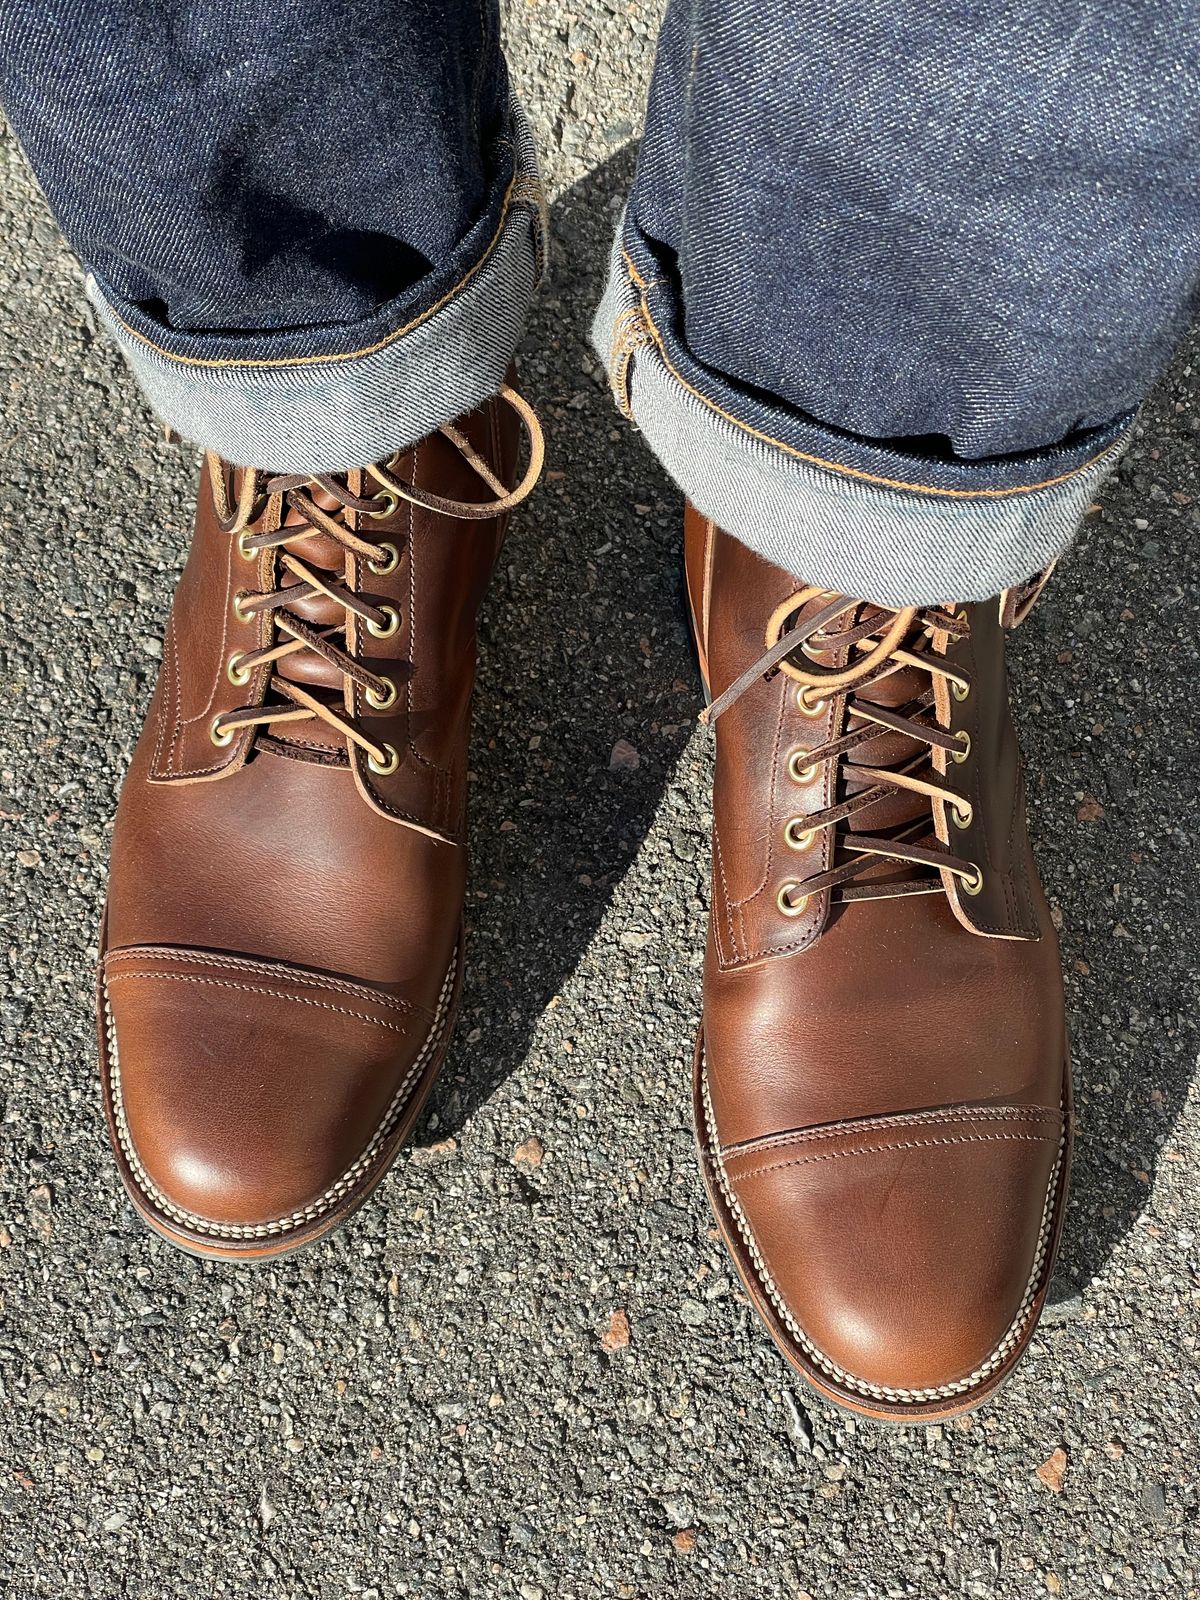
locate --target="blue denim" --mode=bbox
[630,0,1200,468]
[0,1,545,476]
[593,0,1200,600]
[0,0,507,334]
[2,0,1198,600]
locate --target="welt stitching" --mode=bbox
[105,971,413,1035]
[620,248,1123,503]
[730,1130,1056,1184]
[104,947,413,1012]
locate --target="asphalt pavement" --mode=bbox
[1,4,1198,1596]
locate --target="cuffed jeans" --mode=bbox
[2,1,1198,604]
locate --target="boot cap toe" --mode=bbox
[718,1102,1067,1404]
[102,945,450,1242]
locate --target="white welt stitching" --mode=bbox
[102,950,457,1241]
[700,1053,1065,1405]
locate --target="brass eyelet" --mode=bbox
[950,678,970,703]
[796,686,828,719]
[777,882,810,917]
[232,591,255,625]
[950,729,972,764]
[237,530,257,562]
[788,748,819,784]
[961,865,984,896]
[366,489,399,520]
[209,716,234,748]
[365,675,397,711]
[784,818,816,852]
[367,742,399,776]
[368,541,399,576]
[226,651,252,687]
[366,605,400,639]
[950,800,973,831]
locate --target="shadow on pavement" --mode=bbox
[427,145,702,1140]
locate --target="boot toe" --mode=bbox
[716,1101,1067,1408]
[101,945,452,1247]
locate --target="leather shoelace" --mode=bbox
[705,589,984,907]
[210,385,543,769]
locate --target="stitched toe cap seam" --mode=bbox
[102,949,457,1242]
[728,1126,1060,1185]
[701,1060,1066,1407]
[103,944,416,1019]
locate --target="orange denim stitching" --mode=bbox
[617,246,1126,502]
[104,165,536,372]
[607,305,654,417]
[624,252,649,291]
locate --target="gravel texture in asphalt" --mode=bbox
[1,4,1198,1597]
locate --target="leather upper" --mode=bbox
[100,396,520,1249]
[688,505,1069,1413]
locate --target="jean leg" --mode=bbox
[0,1,545,470]
[595,0,1200,604]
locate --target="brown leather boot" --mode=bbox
[98,387,542,1258]
[686,506,1070,1421]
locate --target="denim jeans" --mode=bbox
[2,1,1198,603]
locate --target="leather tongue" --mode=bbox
[260,479,358,757]
[827,603,941,884]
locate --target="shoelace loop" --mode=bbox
[705,587,984,906]
[209,385,543,768]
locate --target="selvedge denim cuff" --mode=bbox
[594,213,1132,608]
[87,97,545,473]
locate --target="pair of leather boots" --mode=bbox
[98,387,1070,1423]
